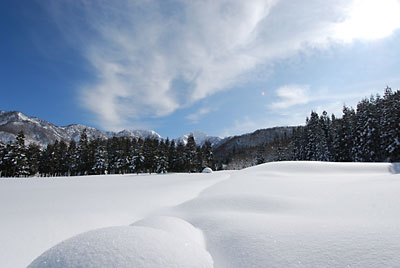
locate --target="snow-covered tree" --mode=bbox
[92,139,108,175]
[14,131,30,177]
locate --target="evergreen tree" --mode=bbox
[167,139,177,172]
[185,134,197,172]
[77,129,90,175]
[175,142,185,172]
[340,106,356,161]
[354,98,380,162]
[14,131,30,177]
[381,87,400,161]
[157,140,168,173]
[27,143,41,176]
[57,140,69,176]
[134,138,145,174]
[39,143,54,176]
[66,140,78,176]
[202,141,214,169]
[195,146,204,172]
[92,139,108,174]
[0,142,5,177]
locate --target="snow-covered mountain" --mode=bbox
[0,111,162,147]
[107,129,162,140]
[175,130,222,147]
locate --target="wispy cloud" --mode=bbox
[43,0,400,130]
[221,116,261,137]
[270,84,310,109]
[186,107,215,123]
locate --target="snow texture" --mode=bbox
[27,225,213,268]
[1,162,400,268]
[0,173,228,268]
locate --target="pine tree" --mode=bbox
[66,140,78,176]
[57,140,69,176]
[381,88,400,161]
[168,140,177,172]
[14,131,30,177]
[0,142,5,177]
[156,140,168,173]
[202,141,214,169]
[354,97,380,162]
[341,106,356,161]
[175,142,185,172]
[195,146,204,172]
[92,139,108,174]
[2,143,17,177]
[27,143,41,176]
[185,134,197,172]
[134,138,145,174]
[77,129,90,175]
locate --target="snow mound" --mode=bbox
[27,226,213,268]
[131,216,206,247]
[202,167,213,173]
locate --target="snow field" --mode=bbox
[0,172,229,268]
[168,162,400,268]
[1,162,400,268]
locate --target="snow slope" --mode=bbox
[0,172,228,268]
[1,162,400,268]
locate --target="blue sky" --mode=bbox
[1,0,400,139]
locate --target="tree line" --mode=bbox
[0,131,214,177]
[292,87,400,162]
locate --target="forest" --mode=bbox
[292,87,400,162]
[0,132,214,177]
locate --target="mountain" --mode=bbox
[175,130,222,147]
[0,111,162,147]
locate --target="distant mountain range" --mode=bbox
[0,111,222,147]
[0,110,298,169]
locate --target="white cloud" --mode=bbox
[270,84,310,109]
[186,107,214,123]
[334,0,400,42]
[44,0,400,130]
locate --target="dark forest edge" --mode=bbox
[1,86,399,177]
[0,132,214,177]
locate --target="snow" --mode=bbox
[202,167,213,173]
[177,130,222,146]
[27,225,213,268]
[1,162,400,268]
[0,173,228,268]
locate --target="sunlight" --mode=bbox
[335,0,400,42]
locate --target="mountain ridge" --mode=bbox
[0,110,222,147]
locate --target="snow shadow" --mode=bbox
[389,163,400,174]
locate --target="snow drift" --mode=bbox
[27,224,213,268]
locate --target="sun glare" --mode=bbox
[335,0,400,42]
